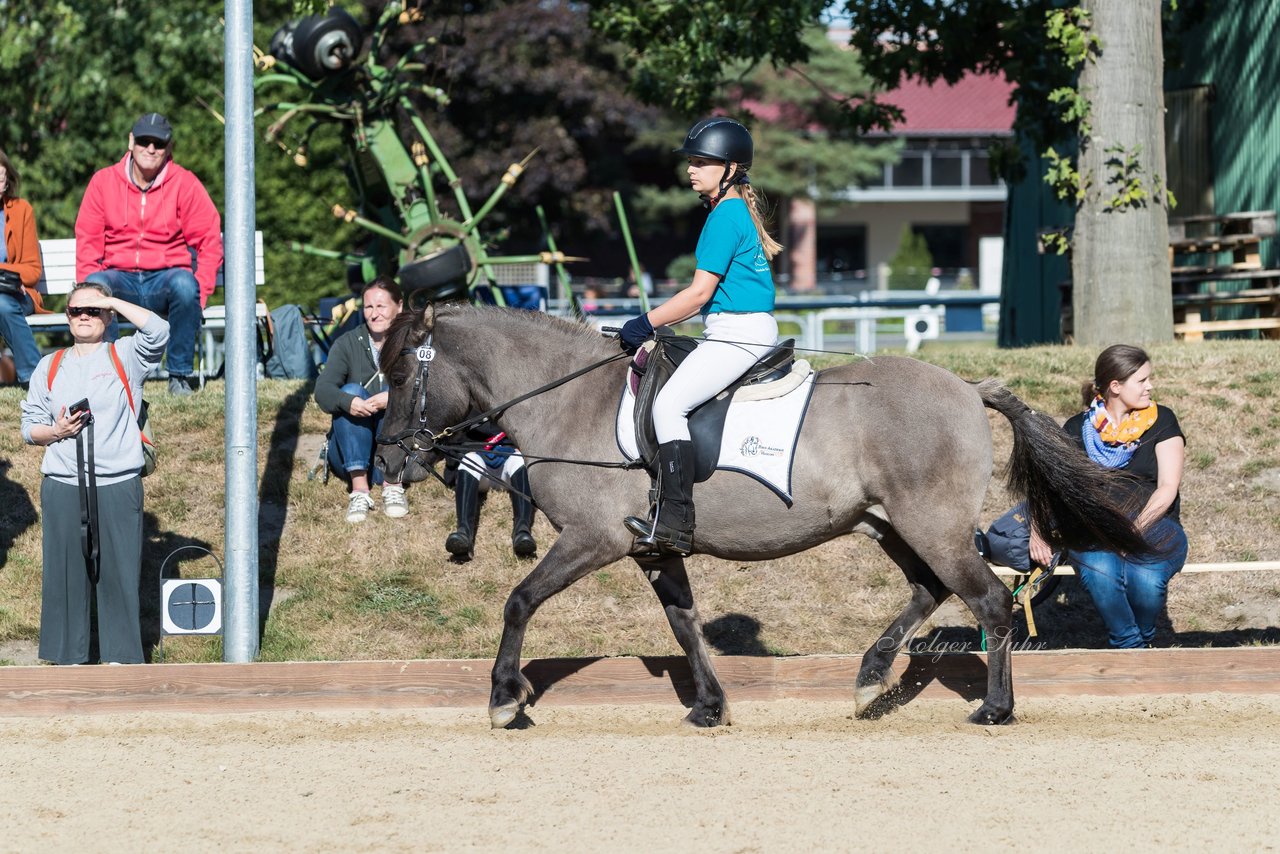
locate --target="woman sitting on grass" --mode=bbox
[314,276,410,523]
[1030,344,1188,648]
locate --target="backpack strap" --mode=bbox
[106,343,137,416]
[106,343,153,447]
[47,348,70,391]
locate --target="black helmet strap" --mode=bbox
[703,162,749,210]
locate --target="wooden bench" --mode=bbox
[1172,284,1280,340]
[1167,211,1279,340]
[26,234,268,377]
[1169,209,1275,273]
[1168,209,1276,241]
[1172,266,1280,286]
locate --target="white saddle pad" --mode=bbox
[615,363,816,504]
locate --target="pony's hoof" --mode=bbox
[683,701,730,728]
[854,685,883,717]
[854,673,899,717]
[967,703,1016,726]
[489,701,521,729]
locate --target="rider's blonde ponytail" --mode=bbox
[740,181,783,260]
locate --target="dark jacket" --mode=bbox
[314,325,382,415]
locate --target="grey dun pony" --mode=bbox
[377,304,1147,728]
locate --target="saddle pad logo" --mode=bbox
[616,371,815,503]
[739,436,784,458]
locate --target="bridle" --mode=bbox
[376,334,445,481]
[375,326,635,487]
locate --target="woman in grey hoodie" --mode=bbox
[21,282,168,665]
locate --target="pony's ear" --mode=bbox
[421,302,436,333]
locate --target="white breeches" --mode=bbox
[653,312,779,443]
[458,449,525,488]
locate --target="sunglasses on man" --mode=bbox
[134,137,168,150]
[66,306,107,318]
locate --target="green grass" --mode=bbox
[1,340,1279,663]
[356,576,445,620]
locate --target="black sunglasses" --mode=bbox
[66,306,106,318]
[134,136,168,149]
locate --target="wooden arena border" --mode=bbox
[2,647,1280,716]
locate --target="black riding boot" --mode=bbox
[624,440,696,556]
[509,467,537,558]
[445,474,481,558]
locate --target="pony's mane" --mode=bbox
[381,302,612,376]
[453,302,615,348]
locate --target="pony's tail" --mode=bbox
[975,379,1149,556]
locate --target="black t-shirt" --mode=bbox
[1063,404,1185,522]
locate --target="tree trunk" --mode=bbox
[1073,0,1172,345]
[787,197,817,291]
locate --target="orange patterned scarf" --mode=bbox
[1088,395,1158,446]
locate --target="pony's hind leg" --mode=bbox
[489,531,621,728]
[856,528,951,716]
[899,535,1016,725]
[958,558,1017,725]
[637,553,730,727]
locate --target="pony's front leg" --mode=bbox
[636,554,730,727]
[489,531,621,729]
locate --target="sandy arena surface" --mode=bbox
[2,694,1279,851]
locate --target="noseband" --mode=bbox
[376,335,442,475]
[376,322,634,480]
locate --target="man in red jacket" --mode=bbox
[75,113,223,395]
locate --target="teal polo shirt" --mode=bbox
[694,198,775,315]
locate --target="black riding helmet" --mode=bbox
[673,117,754,168]
[674,117,754,208]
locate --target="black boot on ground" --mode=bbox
[509,467,537,558]
[445,474,480,559]
[623,439,696,556]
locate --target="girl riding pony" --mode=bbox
[618,118,782,555]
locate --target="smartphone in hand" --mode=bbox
[68,398,90,417]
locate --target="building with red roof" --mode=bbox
[876,73,1017,137]
[785,69,1014,303]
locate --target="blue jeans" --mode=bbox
[1070,516,1188,649]
[87,268,200,376]
[329,383,385,486]
[0,290,41,383]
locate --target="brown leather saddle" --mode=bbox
[630,327,796,482]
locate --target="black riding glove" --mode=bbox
[618,313,654,353]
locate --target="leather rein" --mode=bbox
[375,336,638,490]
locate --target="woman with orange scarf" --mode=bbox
[1030,344,1187,648]
[0,149,46,388]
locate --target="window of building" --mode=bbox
[816,225,868,277]
[864,138,1007,190]
[969,152,997,186]
[893,152,925,187]
[932,153,964,186]
[912,224,967,269]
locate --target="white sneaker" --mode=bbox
[382,484,409,518]
[346,491,377,523]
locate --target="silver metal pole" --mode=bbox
[223,0,259,662]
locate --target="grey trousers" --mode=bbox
[39,476,144,665]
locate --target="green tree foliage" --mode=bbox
[367,0,665,246]
[628,28,897,231]
[887,225,933,291]
[0,2,226,233]
[592,0,1208,180]
[0,0,357,308]
[589,0,829,117]
[736,28,900,199]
